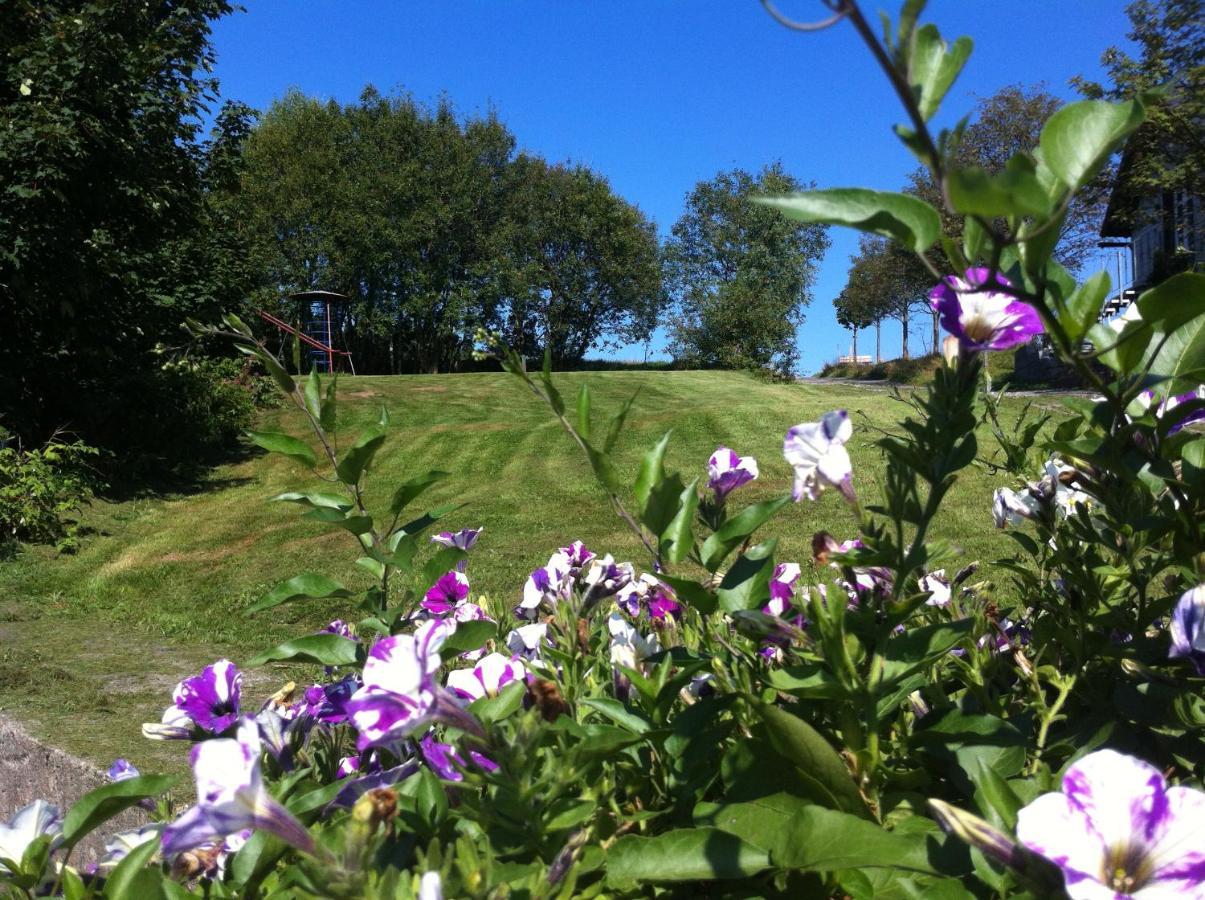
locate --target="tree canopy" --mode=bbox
[663,164,830,375]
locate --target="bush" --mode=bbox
[0,432,100,552]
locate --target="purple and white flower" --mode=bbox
[321,619,356,640]
[1137,386,1205,435]
[920,569,951,607]
[161,718,313,857]
[783,411,855,503]
[559,540,595,571]
[0,800,62,874]
[107,759,140,783]
[766,562,802,616]
[993,486,1043,528]
[431,527,483,552]
[1169,584,1205,675]
[100,824,161,868]
[521,559,570,612]
[172,659,243,734]
[506,623,549,660]
[418,733,498,782]
[142,703,196,741]
[608,613,662,672]
[581,554,634,603]
[422,571,471,616]
[1016,749,1205,899]
[446,652,526,703]
[616,573,680,620]
[297,676,358,725]
[707,447,759,500]
[929,267,1043,352]
[345,620,478,750]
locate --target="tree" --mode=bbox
[664,164,830,375]
[0,0,235,448]
[906,84,1108,273]
[1073,0,1204,200]
[494,155,662,367]
[836,236,933,361]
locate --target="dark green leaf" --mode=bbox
[336,428,387,485]
[102,834,163,899]
[946,159,1050,219]
[302,369,321,421]
[467,679,525,724]
[757,702,868,817]
[757,189,942,254]
[878,619,975,691]
[580,697,653,734]
[248,574,353,614]
[248,634,360,667]
[62,775,175,850]
[389,470,450,517]
[656,573,718,615]
[605,828,770,888]
[700,494,791,571]
[660,477,699,564]
[1061,270,1111,343]
[605,389,640,453]
[907,25,972,121]
[439,619,497,655]
[716,539,777,612]
[246,430,317,468]
[576,382,591,442]
[634,431,671,513]
[272,491,353,512]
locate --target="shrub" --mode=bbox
[0,431,100,552]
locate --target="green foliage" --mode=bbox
[0,433,99,552]
[664,163,831,376]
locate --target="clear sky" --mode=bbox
[208,0,1135,373]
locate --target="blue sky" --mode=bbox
[208,1,1135,373]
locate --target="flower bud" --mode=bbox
[928,799,1020,869]
[942,335,961,366]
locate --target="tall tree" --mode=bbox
[0,0,235,446]
[495,155,662,367]
[1073,0,1204,200]
[836,236,933,361]
[906,84,1108,273]
[664,164,830,375]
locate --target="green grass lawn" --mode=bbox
[0,370,1046,776]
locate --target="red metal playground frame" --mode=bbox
[256,305,356,375]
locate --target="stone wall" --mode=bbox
[0,714,146,867]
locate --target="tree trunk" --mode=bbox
[852,326,858,359]
[931,308,939,356]
[901,307,910,360]
[875,320,881,363]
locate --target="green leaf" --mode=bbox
[767,664,847,700]
[907,25,972,122]
[660,477,699,565]
[336,428,387,485]
[700,495,791,571]
[878,619,975,691]
[540,346,564,416]
[580,697,653,734]
[272,491,353,512]
[439,619,497,656]
[757,189,942,254]
[239,344,294,396]
[246,430,317,468]
[247,574,353,614]
[302,507,374,535]
[1039,99,1145,193]
[946,157,1051,219]
[467,679,525,724]
[303,369,321,421]
[605,389,640,453]
[584,442,622,494]
[1136,272,1205,384]
[576,382,591,442]
[102,833,162,899]
[655,573,718,615]
[320,374,338,432]
[248,634,360,667]
[61,775,175,850]
[389,470,450,517]
[757,702,868,817]
[634,431,672,513]
[716,539,777,612]
[605,827,770,888]
[1061,270,1111,343]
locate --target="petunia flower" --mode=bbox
[172,659,243,734]
[160,718,314,857]
[1015,748,1205,899]
[107,759,140,782]
[1169,584,1205,675]
[431,527,483,552]
[783,411,855,503]
[0,800,62,874]
[418,733,498,782]
[608,613,661,674]
[993,486,1044,528]
[920,569,951,607]
[100,824,161,868]
[1136,386,1205,435]
[708,447,759,500]
[767,562,802,616]
[521,559,570,612]
[505,623,549,660]
[142,703,196,741]
[345,620,480,751]
[580,554,634,605]
[321,619,357,641]
[419,871,444,900]
[446,652,526,703]
[929,267,1043,351]
[422,571,471,616]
